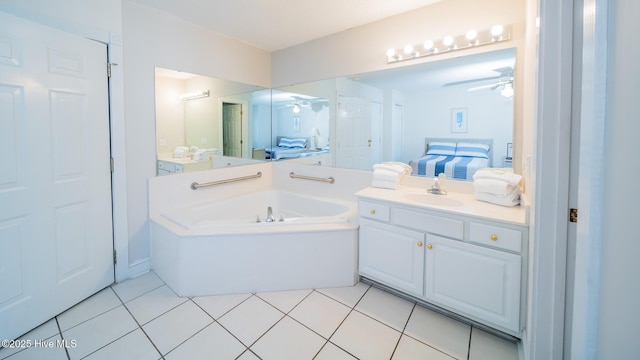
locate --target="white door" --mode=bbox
[0,12,114,341]
[370,101,382,165]
[336,96,372,170]
[223,103,242,157]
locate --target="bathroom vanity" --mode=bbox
[355,186,528,337]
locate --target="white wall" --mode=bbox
[402,86,514,166]
[155,77,185,154]
[597,0,640,357]
[122,1,271,268]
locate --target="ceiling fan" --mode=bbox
[278,95,329,112]
[443,67,514,96]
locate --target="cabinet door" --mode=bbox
[425,235,521,332]
[359,219,425,296]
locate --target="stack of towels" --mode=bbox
[473,168,522,207]
[372,162,411,190]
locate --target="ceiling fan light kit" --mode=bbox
[386,24,511,64]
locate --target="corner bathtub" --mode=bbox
[151,190,359,296]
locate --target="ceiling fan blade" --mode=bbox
[467,83,498,92]
[443,76,501,87]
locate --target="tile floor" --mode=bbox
[0,272,518,360]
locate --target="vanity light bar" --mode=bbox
[386,25,512,64]
[180,90,210,101]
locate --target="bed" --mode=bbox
[409,138,493,181]
[266,136,328,160]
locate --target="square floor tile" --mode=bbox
[63,305,139,359]
[125,285,188,325]
[256,288,312,313]
[392,335,455,360]
[237,350,261,360]
[82,329,160,360]
[317,282,369,308]
[1,335,68,360]
[355,286,415,331]
[404,305,471,360]
[143,301,213,355]
[330,310,401,360]
[192,293,252,319]
[165,322,246,360]
[111,271,164,303]
[314,342,358,360]
[217,296,284,346]
[469,328,518,360]
[251,316,326,360]
[57,287,122,331]
[0,319,60,359]
[289,291,351,338]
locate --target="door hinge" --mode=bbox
[110,157,115,172]
[569,208,578,223]
[113,250,117,265]
[107,63,112,78]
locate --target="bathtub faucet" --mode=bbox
[265,206,275,222]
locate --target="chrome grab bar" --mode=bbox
[191,171,262,190]
[289,172,335,184]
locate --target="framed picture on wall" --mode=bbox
[451,108,468,133]
[293,116,300,132]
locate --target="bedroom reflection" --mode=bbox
[154,68,270,175]
[268,88,331,165]
[277,47,516,181]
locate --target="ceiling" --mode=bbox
[127,0,443,52]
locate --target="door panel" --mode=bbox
[337,96,372,170]
[0,11,113,341]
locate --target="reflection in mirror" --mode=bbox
[276,48,516,181]
[268,87,332,166]
[154,68,269,176]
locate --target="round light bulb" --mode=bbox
[386,48,396,57]
[466,30,478,41]
[443,36,455,49]
[423,40,434,50]
[403,44,414,55]
[491,25,504,36]
[501,83,514,97]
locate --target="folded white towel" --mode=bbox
[373,169,401,182]
[473,179,518,196]
[372,178,400,190]
[473,168,522,186]
[373,162,411,175]
[475,191,521,207]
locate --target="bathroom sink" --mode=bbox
[401,192,465,207]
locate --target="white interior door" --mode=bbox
[223,103,242,157]
[336,96,372,170]
[0,11,114,341]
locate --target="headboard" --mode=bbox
[275,136,310,148]
[424,138,494,167]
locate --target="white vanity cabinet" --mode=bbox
[356,194,527,336]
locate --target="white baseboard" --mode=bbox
[127,258,151,280]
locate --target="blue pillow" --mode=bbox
[426,142,457,156]
[455,142,490,158]
[278,138,307,148]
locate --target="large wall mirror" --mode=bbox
[154,68,270,175]
[155,47,516,180]
[273,47,516,181]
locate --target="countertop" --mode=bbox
[355,186,529,226]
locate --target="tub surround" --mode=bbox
[149,162,369,297]
[355,184,528,337]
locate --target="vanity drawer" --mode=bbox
[359,201,390,222]
[469,223,521,252]
[393,208,463,240]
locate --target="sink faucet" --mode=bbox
[265,206,275,222]
[427,177,448,195]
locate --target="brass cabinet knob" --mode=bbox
[370,209,376,215]
[491,234,498,241]
[417,241,423,247]
[427,244,433,250]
